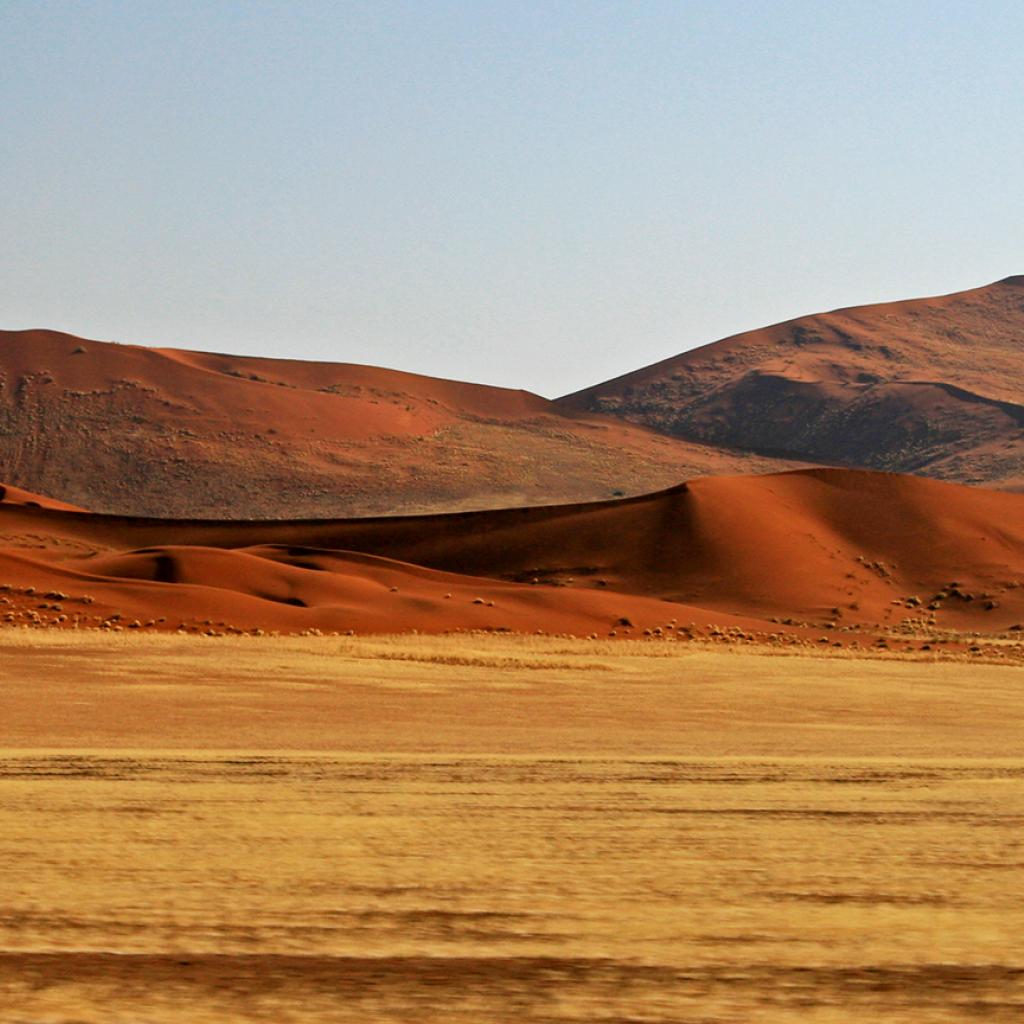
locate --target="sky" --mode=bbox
[3,1,1023,397]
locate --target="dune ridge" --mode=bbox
[0,483,85,512]
[1,469,1021,640]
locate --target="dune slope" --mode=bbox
[0,329,796,517]
[0,483,85,512]
[561,277,1024,489]
[1,469,1021,637]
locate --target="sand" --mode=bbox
[2,468,1022,641]
[0,327,800,517]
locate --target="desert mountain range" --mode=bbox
[562,276,1024,489]
[1,278,1022,520]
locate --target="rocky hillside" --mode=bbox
[561,277,1024,489]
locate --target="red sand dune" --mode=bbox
[0,483,85,512]
[0,328,797,518]
[1,469,1021,638]
[561,277,1024,489]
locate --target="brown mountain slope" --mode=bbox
[560,277,1024,489]
[0,329,797,517]
[2,469,1021,638]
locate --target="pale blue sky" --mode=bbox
[3,1,1022,395]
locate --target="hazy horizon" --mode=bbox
[5,1,1023,397]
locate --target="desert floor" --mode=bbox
[2,631,1023,1022]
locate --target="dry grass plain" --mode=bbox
[2,631,1024,1022]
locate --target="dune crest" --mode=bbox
[0,483,85,512]
[1,468,1021,639]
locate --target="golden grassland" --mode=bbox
[3,629,1024,756]
[2,631,1024,1022]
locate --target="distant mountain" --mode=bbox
[560,277,1024,489]
[0,329,797,517]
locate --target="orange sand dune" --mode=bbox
[0,328,798,517]
[1,468,1021,637]
[561,276,1024,489]
[0,483,85,512]
[0,544,764,637]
